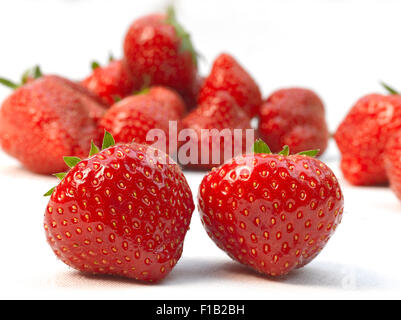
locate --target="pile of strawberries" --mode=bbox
[0,8,330,174]
[0,8,346,282]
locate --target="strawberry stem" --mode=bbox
[381,82,399,95]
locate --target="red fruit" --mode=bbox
[335,94,401,185]
[81,59,137,106]
[44,134,195,282]
[384,132,401,201]
[198,53,262,117]
[99,88,182,154]
[123,8,198,103]
[258,88,329,154]
[198,141,344,276]
[147,86,186,118]
[0,75,107,174]
[181,91,253,169]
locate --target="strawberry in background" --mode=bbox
[81,57,138,106]
[258,88,329,155]
[335,86,401,186]
[123,7,198,108]
[181,91,253,170]
[198,53,262,117]
[99,86,184,154]
[0,72,107,174]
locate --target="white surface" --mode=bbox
[1,0,401,300]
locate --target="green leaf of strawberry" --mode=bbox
[278,145,290,156]
[89,140,100,156]
[298,149,320,157]
[253,139,272,154]
[381,82,399,95]
[63,156,82,168]
[0,65,42,90]
[102,131,115,150]
[166,6,198,67]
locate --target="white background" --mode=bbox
[0,0,401,299]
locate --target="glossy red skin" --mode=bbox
[123,14,197,101]
[198,53,262,117]
[259,88,329,155]
[44,143,195,282]
[182,91,253,170]
[335,94,401,186]
[148,86,186,118]
[198,153,344,276]
[384,132,401,201]
[0,75,106,174]
[99,92,182,154]
[81,59,138,106]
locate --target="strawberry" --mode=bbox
[81,58,137,106]
[335,93,401,185]
[198,140,344,276]
[99,87,183,154]
[0,75,107,174]
[258,88,329,155]
[123,7,198,104]
[43,132,195,282]
[384,131,401,201]
[198,53,262,117]
[181,91,253,169]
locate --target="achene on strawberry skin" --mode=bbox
[43,132,195,282]
[198,140,344,277]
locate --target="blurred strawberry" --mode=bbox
[81,58,138,106]
[99,87,183,154]
[0,75,107,174]
[258,88,329,155]
[123,7,198,106]
[198,53,262,117]
[335,93,401,185]
[181,91,253,169]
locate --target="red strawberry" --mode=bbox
[81,59,137,106]
[99,87,183,154]
[181,91,253,169]
[147,86,187,118]
[384,131,401,201]
[198,140,344,276]
[258,88,329,155]
[123,8,198,103]
[198,53,262,117]
[335,93,401,185]
[43,133,195,282]
[0,75,107,174]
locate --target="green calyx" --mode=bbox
[90,52,115,71]
[252,139,319,157]
[43,131,116,197]
[0,65,42,90]
[166,6,198,67]
[381,82,399,95]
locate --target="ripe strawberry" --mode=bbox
[99,87,183,153]
[0,75,107,174]
[181,91,253,169]
[81,58,137,106]
[198,53,262,117]
[335,93,401,185]
[198,140,344,276]
[123,8,198,104]
[43,132,195,282]
[258,88,329,155]
[384,131,401,201]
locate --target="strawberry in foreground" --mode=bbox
[198,140,344,276]
[0,74,106,174]
[81,58,137,106]
[335,90,401,185]
[43,132,195,282]
[99,86,184,154]
[181,91,253,170]
[259,88,329,155]
[198,53,262,117]
[123,7,198,104]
